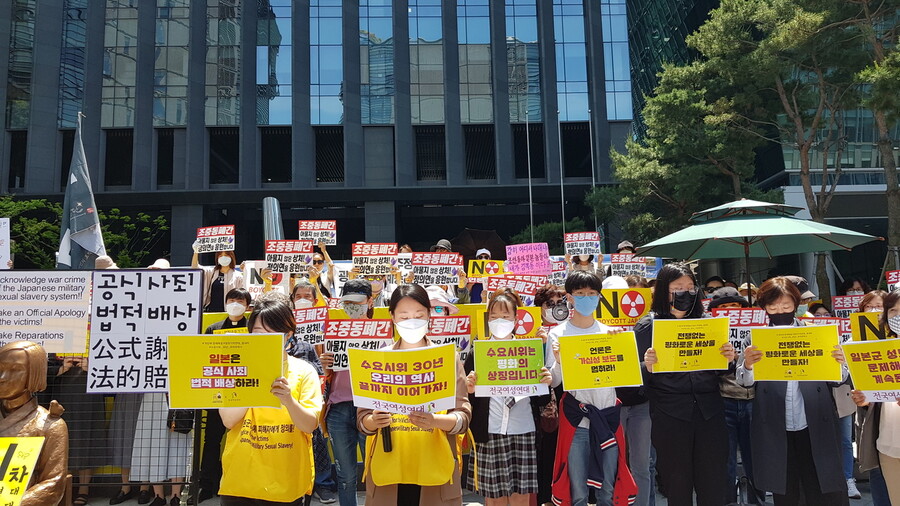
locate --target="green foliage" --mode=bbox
[510,218,587,255]
[98,208,170,268]
[859,50,900,126]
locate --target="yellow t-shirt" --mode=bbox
[219,356,323,502]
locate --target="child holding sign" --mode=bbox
[464,288,553,505]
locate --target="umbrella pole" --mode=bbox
[744,241,753,305]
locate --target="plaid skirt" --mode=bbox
[467,432,539,498]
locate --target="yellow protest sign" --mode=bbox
[750,325,841,382]
[651,317,729,372]
[348,343,457,413]
[842,338,900,402]
[455,304,485,338]
[849,312,887,342]
[0,437,44,506]
[468,259,505,278]
[213,327,248,334]
[596,288,652,327]
[474,306,542,340]
[558,332,643,390]
[168,334,284,409]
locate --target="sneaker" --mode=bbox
[313,487,337,504]
[847,478,861,499]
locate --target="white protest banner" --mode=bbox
[800,316,853,343]
[411,252,464,286]
[609,253,648,277]
[887,270,900,292]
[712,307,768,355]
[242,260,289,297]
[0,271,91,352]
[323,319,394,371]
[89,269,202,393]
[429,315,473,360]
[832,295,864,319]
[298,220,337,246]
[549,259,567,287]
[351,243,398,276]
[505,243,551,276]
[564,232,601,258]
[485,274,548,306]
[196,225,235,253]
[396,252,413,276]
[294,306,328,345]
[0,218,9,269]
[331,260,353,295]
[264,240,314,274]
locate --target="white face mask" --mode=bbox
[225,302,246,317]
[846,290,864,296]
[294,299,313,310]
[578,255,590,262]
[488,318,516,339]
[217,255,232,267]
[889,315,900,335]
[395,319,428,344]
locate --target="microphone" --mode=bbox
[381,426,392,452]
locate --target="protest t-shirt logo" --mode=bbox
[621,291,647,318]
[516,309,536,336]
[484,261,501,275]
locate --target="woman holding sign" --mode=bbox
[736,277,848,506]
[357,284,472,506]
[639,263,735,506]
[191,246,244,312]
[463,288,553,506]
[218,293,324,505]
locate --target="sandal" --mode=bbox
[73,494,90,506]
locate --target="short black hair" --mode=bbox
[247,292,296,335]
[225,288,252,306]
[651,263,703,317]
[564,269,603,294]
[388,284,431,314]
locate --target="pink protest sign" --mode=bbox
[505,243,551,276]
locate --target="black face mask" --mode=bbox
[768,312,795,326]
[671,290,696,312]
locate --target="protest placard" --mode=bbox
[243,260,289,297]
[454,303,486,339]
[651,317,730,372]
[264,240,314,274]
[505,243,551,276]
[351,243,398,275]
[832,295,864,318]
[888,270,900,292]
[564,232,601,258]
[467,259,505,285]
[558,332,642,390]
[799,317,852,345]
[0,271,91,352]
[848,311,886,342]
[428,315,473,360]
[750,325,842,381]
[348,343,457,413]
[474,307,542,340]
[0,218,9,270]
[168,333,283,409]
[596,288,652,328]
[548,259,567,287]
[484,274,547,306]
[842,338,900,402]
[294,306,328,345]
[196,225,235,253]
[89,270,202,393]
[331,260,353,295]
[609,253,649,277]
[713,308,769,355]
[411,252,464,286]
[298,220,337,245]
[472,338,547,397]
[212,327,248,334]
[0,436,44,506]
[396,253,413,276]
[324,319,394,371]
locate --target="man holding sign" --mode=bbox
[736,277,849,505]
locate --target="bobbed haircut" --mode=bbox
[858,290,887,313]
[388,284,431,316]
[651,263,703,318]
[487,288,523,316]
[755,277,801,311]
[247,292,296,335]
[564,269,603,294]
[534,284,566,307]
[0,341,47,393]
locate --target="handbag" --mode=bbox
[167,409,194,434]
[539,386,559,433]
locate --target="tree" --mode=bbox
[510,218,586,255]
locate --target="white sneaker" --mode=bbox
[847,478,861,499]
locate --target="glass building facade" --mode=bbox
[1,1,631,261]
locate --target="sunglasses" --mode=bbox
[704,286,719,293]
[477,255,490,260]
[312,260,324,265]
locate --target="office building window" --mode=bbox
[464,124,495,179]
[310,0,343,124]
[260,127,291,183]
[409,0,444,124]
[457,0,492,123]
[154,0,190,126]
[506,0,541,123]
[206,0,241,125]
[314,126,344,182]
[157,128,175,185]
[102,0,138,128]
[602,0,631,121]
[512,123,545,179]
[257,0,291,125]
[560,121,590,177]
[360,0,395,124]
[554,0,588,121]
[59,1,88,128]
[415,125,446,180]
[6,0,36,129]
[8,131,26,189]
[60,129,75,189]
[105,128,134,186]
[209,127,239,183]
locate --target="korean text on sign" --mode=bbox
[887,270,900,292]
[651,317,730,372]
[323,319,395,371]
[564,232,601,258]
[505,243,551,276]
[609,253,648,277]
[842,338,900,402]
[596,288,652,328]
[548,259,568,287]
[832,295,864,318]
[749,325,842,382]
[472,338,547,397]
[89,270,202,393]
[298,220,337,246]
[195,225,235,253]
[351,243,398,276]
[484,275,548,306]
[264,240,314,274]
[0,436,44,506]
[429,315,472,359]
[713,307,768,355]
[0,271,91,353]
[348,343,458,414]
[168,333,284,409]
[294,307,328,345]
[558,332,643,390]
[411,252,464,286]
[799,317,852,343]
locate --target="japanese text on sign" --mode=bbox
[264,240,314,274]
[323,319,394,371]
[411,253,464,286]
[351,243,398,275]
[195,225,235,253]
[0,271,91,353]
[505,243,551,276]
[294,307,328,346]
[564,232,601,258]
[473,338,547,397]
[0,437,44,506]
[89,270,202,393]
[297,220,337,246]
[651,317,730,372]
[750,325,842,381]
[558,332,643,390]
[842,338,900,402]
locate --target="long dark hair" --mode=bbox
[880,290,900,337]
[247,292,296,335]
[651,263,703,318]
[388,284,431,317]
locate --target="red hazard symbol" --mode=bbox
[621,291,646,318]
[271,273,285,285]
[516,309,535,335]
[485,261,501,275]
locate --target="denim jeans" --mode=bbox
[621,402,654,506]
[568,426,618,506]
[870,466,891,506]
[839,414,854,480]
[325,401,366,506]
[724,398,760,504]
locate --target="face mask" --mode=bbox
[573,295,599,317]
[578,255,590,262]
[395,319,428,344]
[294,299,313,310]
[225,302,245,317]
[342,302,368,319]
[488,318,516,339]
[768,312,795,326]
[217,255,232,267]
[671,290,696,312]
[543,301,570,324]
[867,307,883,313]
[847,290,864,296]
[795,304,809,317]
[370,281,384,293]
[889,315,900,335]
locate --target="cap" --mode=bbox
[95,255,118,269]
[707,287,750,310]
[148,258,170,269]
[475,248,491,258]
[341,279,372,303]
[602,275,629,290]
[616,240,634,252]
[785,275,816,299]
[738,282,758,293]
[425,285,459,314]
[430,239,452,252]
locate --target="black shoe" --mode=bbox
[110,489,136,505]
[148,496,167,506]
[187,489,216,505]
[138,489,154,505]
[169,496,181,506]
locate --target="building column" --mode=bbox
[442,0,464,186]
[365,201,396,243]
[489,1,513,185]
[393,0,415,186]
[292,0,315,188]
[538,0,561,184]
[0,0,12,193]
[132,3,155,191]
[239,4,259,189]
[82,0,106,188]
[185,0,207,190]
[585,0,612,182]
[342,0,363,187]
[170,204,204,266]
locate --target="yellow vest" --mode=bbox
[219,357,322,502]
[366,413,456,487]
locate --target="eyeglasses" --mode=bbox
[704,286,720,293]
[672,288,699,296]
[312,260,324,265]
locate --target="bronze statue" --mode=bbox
[0,341,68,506]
